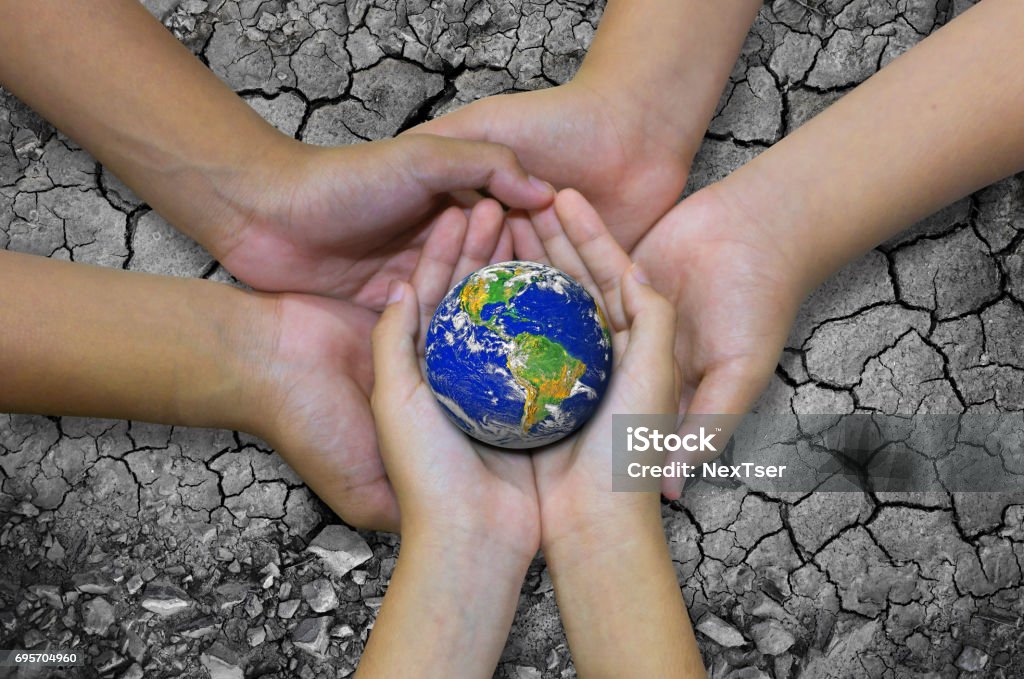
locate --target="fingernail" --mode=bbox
[386,280,405,305]
[631,264,651,285]
[528,175,555,196]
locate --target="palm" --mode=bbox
[368,201,543,545]
[632,187,803,467]
[258,293,399,531]
[509,192,680,535]
[396,359,540,549]
[418,82,690,250]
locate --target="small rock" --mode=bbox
[244,595,263,619]
[94,650,127,675]
[140,581,192,616]
[200,643,244,679]
[278,599,301,619]
[511,667,542,679]
[750,620,796,655]
[119,664,144,679]
[179,616,221,639]
[119,663,144,679]
[45,540,65,564]
[697,613,747,648]
[351,570,367,586]
[292,616,331,658]
[956,646,989,671]
[15,501,40,518]
[82,596,115,636]
[306,525,373,578]
[125,574,144,595]
[330,623,354,638]
[247,626,266,647]
[725,668,770,679]
[28,584,62,609]
[140,566,157,582]
[23,628,45,647]
[259,562,280,589]
[302,578,338,613]
[215,582,250,611]
[73,571,115,594]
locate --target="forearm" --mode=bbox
[577,0,762,158]
[544,513,706,679]
[0,250,269,432]
[719,0,1024,291]
[357,532,530,678]
[0,0,291,255]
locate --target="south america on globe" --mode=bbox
[425,261,612,449]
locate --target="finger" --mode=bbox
[449,189,487,210]
[411,207,468,325]
[660,361,775,499]
[618,265,678,406]
[509,211,549,264]
[490,224,514,264]
[554,189,631,329]
[450,199,504,288]
[530,205,602,302]
[403,134,554,210]
[371,281,423,409]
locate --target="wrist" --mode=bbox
[569,71,699,164]
[713,161,855,295]
[404,515,539,572]
[191,133,310,261]
[540,491,662,561]
[542,504,669,580]
[177,281,280,437]
[402,525,535,579]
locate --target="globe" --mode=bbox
[425,261,612,449]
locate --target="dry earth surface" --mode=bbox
[2,0,1023,677]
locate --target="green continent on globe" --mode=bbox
[458,266,588,431]
[508,332,586,431]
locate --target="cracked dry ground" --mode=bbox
[1,0,1023,677]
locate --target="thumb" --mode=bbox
[401,134,553,210]
[371,281,423,414]
[618,264,679,413]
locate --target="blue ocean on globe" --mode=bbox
[424,261,612,449]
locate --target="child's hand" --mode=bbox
[367,201,540,557]
[630,185,805,499]
[211,134,553,309]
[244,201,526,534]
[512,190,681,546]
[514,190,706,679]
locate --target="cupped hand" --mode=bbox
[631,184,809,498]
[513,190,682,543]
[248,201,519,533]
[368,201,541,554]
[414,80,691,250]
[211,134,552,309]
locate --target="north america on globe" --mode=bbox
[425,261,612,449]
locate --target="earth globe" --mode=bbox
[424,261,612,449]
